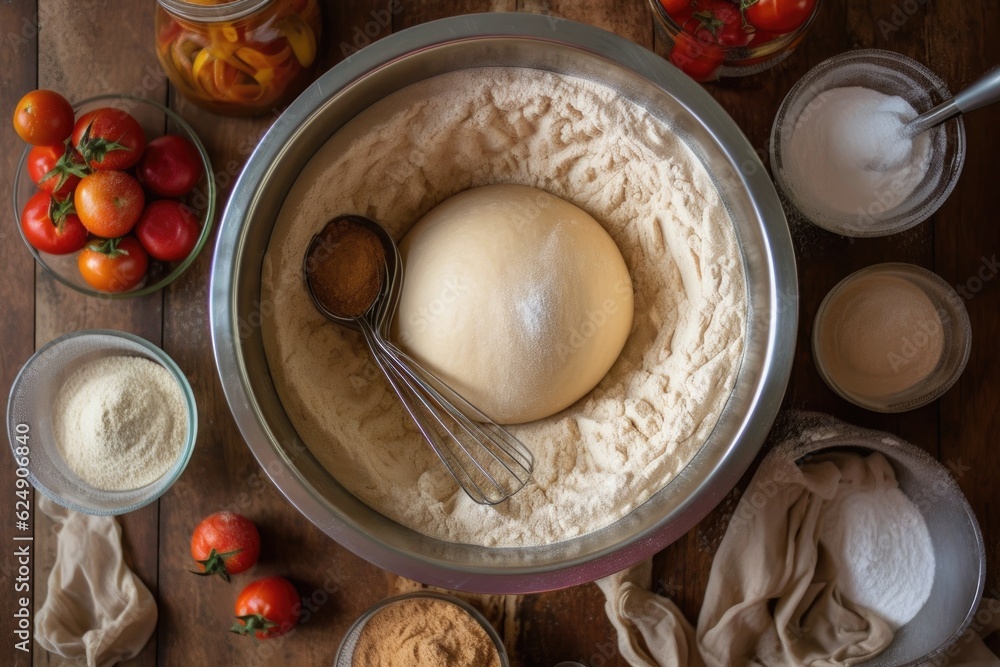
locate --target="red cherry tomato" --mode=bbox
[684,1,753,47]
[137,134,204,198]
[71,108,146,171]
[27,144,87,198]
[670,9,726,83]
[74,171,145,238]
[671,36,724,81]
[190,512,260,582]
[231,577,300,640]
[135,200,202,262]
[20,191,89,255]
[77,236,148,293]
[743,0,816,34]
[660,0,690,15]
[12,90,74,146]
[749,28,780,46]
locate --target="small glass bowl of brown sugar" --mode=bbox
[812,263,971,412]
[335,591,508,667]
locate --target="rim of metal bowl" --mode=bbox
[12,94,217,299]
[210,12,797,592]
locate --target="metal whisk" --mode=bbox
[303,216,534,505]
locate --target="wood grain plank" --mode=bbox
[929,0,1000,597]
[31,2,163,666]
[325,0,402,67]
[0,1,39,665]
[394,0,516,29]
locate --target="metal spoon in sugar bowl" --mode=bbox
[302,215,534,505]
[903,63,1000,138]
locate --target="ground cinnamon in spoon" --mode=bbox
[305,217,385,318]
[351,597,501,667]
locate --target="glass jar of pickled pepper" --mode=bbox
[154,0,322,116]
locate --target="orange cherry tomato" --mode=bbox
[743,0,816,34]
[12,90,74,145]
[74,171,145,238]
[190,512,260,582]
[77,236,148,293]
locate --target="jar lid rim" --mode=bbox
[156,0,272,22]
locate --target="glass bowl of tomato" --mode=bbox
[12,94,216,299]
[650,0,822,82]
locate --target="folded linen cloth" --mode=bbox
[596,412,1000,667]
[35,496,157,667]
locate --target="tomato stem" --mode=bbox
[691,9,726,38]
[92,237,130,258]
[47,196,76,233]
[230,614,277,638]
[40,139,90,192]
[76,120,130,167]
[190,547,244,583]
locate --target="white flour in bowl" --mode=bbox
[261,68,747,547]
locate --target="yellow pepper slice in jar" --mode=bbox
[276,14,316,68]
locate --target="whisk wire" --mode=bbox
[372,339,530,505]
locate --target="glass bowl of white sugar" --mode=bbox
[6,330,197,515]
[770,49,966,237]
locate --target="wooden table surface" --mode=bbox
[1,1,998,665]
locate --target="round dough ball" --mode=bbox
[394,184,634,424]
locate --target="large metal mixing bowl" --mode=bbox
[210,13,797,593]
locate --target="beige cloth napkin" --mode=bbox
[597,412,1000,667]
[35,496,157,667]
[595,560,704,667]
[697,448,893,666]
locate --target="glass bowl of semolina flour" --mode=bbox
[7,330,196,515]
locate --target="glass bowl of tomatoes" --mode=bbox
[12,93,216,298]
[650,0,821,81]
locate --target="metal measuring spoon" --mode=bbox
[303,215,534,505]
[903,63,1000,138]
